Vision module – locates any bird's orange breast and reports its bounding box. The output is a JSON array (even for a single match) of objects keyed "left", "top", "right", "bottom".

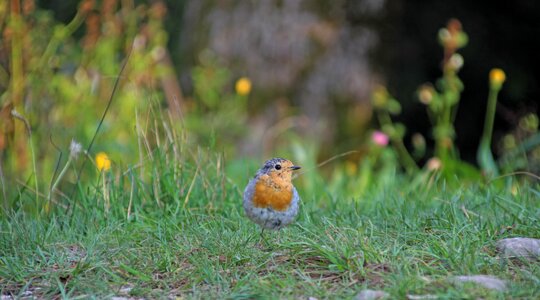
[{"left": 252, "top": 174, "right": 293, "bottom": 211}]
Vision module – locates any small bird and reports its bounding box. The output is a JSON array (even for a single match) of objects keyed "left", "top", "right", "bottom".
[{"left": 243, "top": 158, "right": 301, "bottom": 232}]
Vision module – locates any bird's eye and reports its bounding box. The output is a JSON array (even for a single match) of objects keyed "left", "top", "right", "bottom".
[{"left": 275, "top": 164, "right": 281, "bottom": 170}]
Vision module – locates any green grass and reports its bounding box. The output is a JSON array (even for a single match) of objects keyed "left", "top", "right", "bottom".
[{"left": 1, "top": 160, "right": 538, "bottom": 299}]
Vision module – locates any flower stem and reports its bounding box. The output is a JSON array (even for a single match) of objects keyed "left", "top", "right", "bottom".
[
  {"left": 377, "top": 111, "right": 418, "bottom": 174},
  {"left": 48, "top": 156, "right": 72, "bottom": 202},
  {"left": 481, "top": 88, "right": 500, "bottom": 147},
  {"left": 477, "top": 86, "right": 500, "bottom": 176}
]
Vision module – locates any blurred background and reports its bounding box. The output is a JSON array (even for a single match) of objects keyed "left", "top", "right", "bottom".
[{"left": 1, "top": 0, "right": 539, "bottom": 200}]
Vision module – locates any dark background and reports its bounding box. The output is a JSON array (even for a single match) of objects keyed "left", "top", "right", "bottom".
[
  {"left": 38, "top": 0, "right": 540, "bottom": 163},
  {"left": 371, "top": 0, "right": 539, "bottom": 163}
]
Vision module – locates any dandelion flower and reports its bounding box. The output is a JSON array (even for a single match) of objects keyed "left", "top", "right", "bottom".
[
  {"left": 96, "top": 152, "right": 111, "bottom": 171},
  {"left": 489, "top": 68, "right": 506, "bottom": 89},
  {"left": 235, "top": 77, "right": 252, "bottom": 96},
  {"left": 69, "top": 139, "right": 82, "bottom": 159}
]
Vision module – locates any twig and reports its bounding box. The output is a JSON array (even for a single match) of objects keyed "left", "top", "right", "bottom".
[
  {"left": 460, "top": 205, "right": 479, "bottom": 219},
  {"left": 183, "top": 165, "right": 200, "bottom": 208},
  {"left": 16, "top": 179, "right": 68, "bottom": 210},
  {"left": 488, "top": 171, "right": 540, "bottom": 183},
  {"left": 0, "top": 161, "right": 7, "bottom": 210},
  {"left": 11, "top": 109, "right": 39, "bottom": 204},
  {"left": 293, "top": 150, "right": 359, "bottom": 179},
  {"left": 48, "top": 135, "right": 64, "bottom": 198},
  {"left": 127, "top": 170, "right": 135, "bottom": 220}
]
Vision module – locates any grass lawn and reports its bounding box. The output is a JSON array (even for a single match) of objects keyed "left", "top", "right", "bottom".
[{"left": 1, "top": 166, "right": 538, "bottom": 299}]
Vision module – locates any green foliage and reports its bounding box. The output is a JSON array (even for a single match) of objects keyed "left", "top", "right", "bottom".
[
  {"left": 371, "top": 85, "right": 418, "bottom": 175},
  {"left": 371, "top": 19, "right": 539, "bottom": 180},
  {"left": 498, "top": 113, "right": 540, "bottom": 174},
  {"left": 1, "top": 161, "right": 538, "bottom": 298},
  {"left": 372, "top": 20, "right": 470, "bottom": 174},
  {"left": 186, "top": 52, "right": 249, "bottom": 154},
  {"left": 0, "top": 1, "right": 177, "bottom": 207}
]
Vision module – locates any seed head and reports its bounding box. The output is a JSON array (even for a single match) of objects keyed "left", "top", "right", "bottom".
[{"left": 69, "top": 139, "right": 83, "bottom": 159}]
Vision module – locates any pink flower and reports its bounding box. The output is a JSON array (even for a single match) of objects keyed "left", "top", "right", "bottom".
[{"left": 372, "top": 131, "right": 389, "bottom": 146}]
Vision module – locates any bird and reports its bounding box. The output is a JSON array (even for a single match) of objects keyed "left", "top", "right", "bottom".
[{"left": 243, "top": 158, "right": 302, "bottom": 232}]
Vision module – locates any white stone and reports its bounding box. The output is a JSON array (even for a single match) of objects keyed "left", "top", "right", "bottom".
[
  {"left": 496, "top": 237, "right": 540, "bottom": 259},
  {"left": 355, "top": 289, "right": 389, "bottom": 300},
  {"left": 407, "top": 295, "right": 438, "bottom": 299},
  {"left": 453, "top": 275, "right": 507, "bottom": 291}
]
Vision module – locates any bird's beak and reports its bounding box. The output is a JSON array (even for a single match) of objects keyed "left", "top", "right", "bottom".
[{"left": 290, "top": 165, "right": 301, "bottom": 170}]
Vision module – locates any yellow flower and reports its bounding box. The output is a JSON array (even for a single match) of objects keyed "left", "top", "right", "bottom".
[
  {"left": 235, "top": 77, "right": 252, "bottom": 96},
  {"left": 489, "top": 68, "right": 506, "bottom": 89},
  {"left": 96, "top": 152, "right": 111, "bottom": 171}
]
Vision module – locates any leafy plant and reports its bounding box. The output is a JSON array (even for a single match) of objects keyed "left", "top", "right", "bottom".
[
  {"left": 371, "top": 19, "right": 521, "bottom": 180},
  {"left": 0, "top": 1, "right": 178, "bottom": 211}
]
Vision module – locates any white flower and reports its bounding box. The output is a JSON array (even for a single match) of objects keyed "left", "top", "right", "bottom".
[{"left": 69, "top": 139, "right": 83, "bottom": 159}]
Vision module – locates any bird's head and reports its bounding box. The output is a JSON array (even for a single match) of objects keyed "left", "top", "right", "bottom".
[{"left": 258, "top": 157, "right": 301, "bottom": 182}]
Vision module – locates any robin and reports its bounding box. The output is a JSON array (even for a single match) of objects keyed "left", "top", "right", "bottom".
[{"left": 243, "top": 158, "right": 302, "bottom": 231}]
